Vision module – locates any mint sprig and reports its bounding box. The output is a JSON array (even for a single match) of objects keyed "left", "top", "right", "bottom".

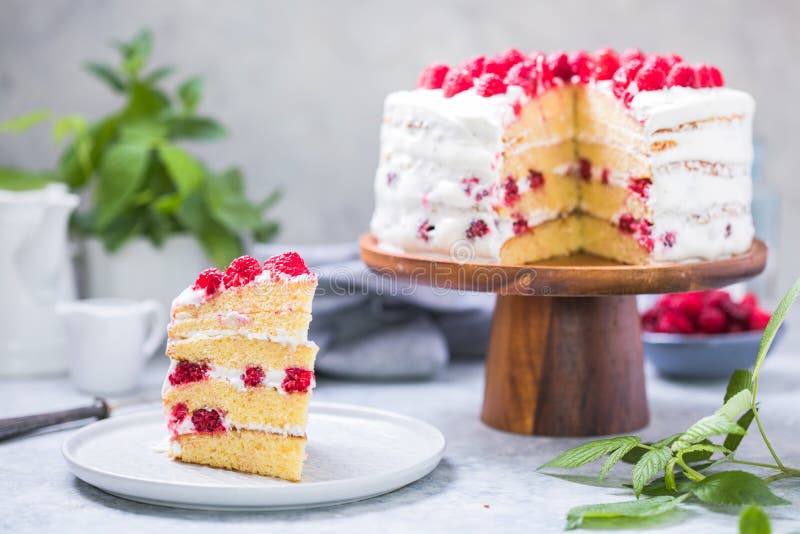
[{"left": 541, "top": 277, "right": 800, "bottom": 531}]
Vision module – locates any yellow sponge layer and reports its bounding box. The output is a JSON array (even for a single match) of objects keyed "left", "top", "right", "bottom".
[
  {"left": 500, "top": 216, "right": 582, "bottom": 264},
  {"left": 581, "top": 215, "right": 650, "bottom": 264},
  {"left": 171, "top": 431, "right": 306, "bottom": 482},
  {"left": 580, "top": 180, "right": 650, "bottom": 221},
  {"left": 167, "top": 310, "right": 311, "bottom": 340},
  {"left": 171, "top": 277, "right": 316, "bottom": 317},
  {"left": 496, "top": 173, "right": 578, "bottom": 219},
  {"left": 163, "top": 380, "right": 311, "bottom": 430},
  {"left": 167, "top": 337, "right": 317, "bottom": 370}
]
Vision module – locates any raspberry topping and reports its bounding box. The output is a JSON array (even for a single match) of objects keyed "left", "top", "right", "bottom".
[
  {"left": 191, "top": 408, "right": 226, "bottom": 433},
  {"left": 169, "top": 360, "right": 209, "bottom": 386},
  {"left": 417, "top": 219, "right": 435, "bottom": 242},
  {"left": 474, "top": 73, "right": 508, "bottom": 97},
  {"left": 511, "top": 213, "right": 529, "bottom": 236},
  {"left": 263, "top": 251, "right": 310, "bottom": 278},
  {"left": 461, "top": 56, "right": 486, "bottom": 78},
  {"left": 628, "top": 178, "right": 651, "bottom": 198},
  {"left": 547, "top": 50, "right": 572, "bottom": 81},
  {"left": 241, "top": 365, "right": 265, "bottom": 388},
  {"left": 484, "top": 48, "right": 525, "bottom": 78},
  {"left": 694, "top": 64, "right": 713, "bottom": 88},
  {"left": 612, "top": 59, "right": 642, "bottom": 97},
  {"left": 534, "top": 52, "right": 554, "bottom": 87},
  {"left": 465, "top": 219, "right": 490, "bottom": 240},
  {"left": 619, "top": 48, "right": 645, "bottom": 65},
  {"left": 618, "top": 214, "right": 637, "bottom": 234},
  {"left": 708, "top": 66, "right": 724, "bottom": 87},
  {"left": 593, "top": 47, "right": 620, "bottom": 80},
  {"left": 569, "top": 50, "right": 594, "bottom": 82},
  {"left": 223, "top": 255, "right": 263, "bottom": 287},
  {"left": 442, "top": 69, "right": 474, "bottom": 98},
  {"left": 578, "top": 158, "right": 592, "bottom": 181},
  {"left": 634, "top": 64, "right": 666, "bottom": 91},
  {"left": 644, "top": 54, "right": 671, "bottom": 75},
  {"left": 528, "top": 169, "right": 545, "bottom": 190},
  {"left": 665, "top": 53, "right": 683, "bottom": 68},
  {"left": 505, "top": 61, "right": 537, "bottom": 95},
  {"left": 666, "top": 63, "right": 696, "bottom": 88},
  {"left": 193, "top": 268, "right": 224, "bottom": 297},
  {"left": 502, "top": 176, "right": 520, "bottom": 206},
  {"left": 282, "top": 368, "right": 314, "bottom": 393},
  {"left": 416, "top": 63, "right": 450, "bottom": 89},
  {"left": 661, "top": 231, "right": 677, "bottom": 248}
]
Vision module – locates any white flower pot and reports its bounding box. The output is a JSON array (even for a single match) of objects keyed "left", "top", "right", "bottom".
[{"left": 80, "top": 236, "right": 211, "bottom": 314}]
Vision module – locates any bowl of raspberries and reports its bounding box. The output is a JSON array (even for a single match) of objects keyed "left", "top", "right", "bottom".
[{"left": 641, "top": 289, "right": 782, "bottom": 378}]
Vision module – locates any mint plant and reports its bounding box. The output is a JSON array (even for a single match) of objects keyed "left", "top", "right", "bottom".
[
  {"left": 0, "top": 29, "right": 279, "bottom": 268},
  {"left": 541, "top": 278, "right": 800, "bottom": 532}
]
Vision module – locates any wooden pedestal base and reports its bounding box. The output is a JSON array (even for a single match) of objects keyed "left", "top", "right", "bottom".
[{"left": 481, "top": 295, "right": 649, "bottom": 436}]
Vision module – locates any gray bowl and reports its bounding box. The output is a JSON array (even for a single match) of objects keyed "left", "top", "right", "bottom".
[{"left": 642, "top": 327, "right": 785, "bottom": 379}]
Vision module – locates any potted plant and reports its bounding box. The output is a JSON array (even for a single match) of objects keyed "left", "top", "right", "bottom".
[{"left": 0, "top": 29, "right": 279, "bottom": 307}]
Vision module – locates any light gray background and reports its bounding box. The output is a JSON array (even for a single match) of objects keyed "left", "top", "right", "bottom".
[{"left": 0, "top": 0, "right": 797, "bottom": 290}]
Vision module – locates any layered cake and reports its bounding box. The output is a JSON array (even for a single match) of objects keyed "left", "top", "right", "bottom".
[
  {"left": 370, "top": 48, "right": 755, "bottom": 264},
  {"left": 163, "top": 252, "right": 318, "bottom": 481}
]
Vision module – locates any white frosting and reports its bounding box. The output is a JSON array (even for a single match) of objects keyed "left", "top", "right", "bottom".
[
  {"left": 171, "top": 329, "right": 313, "bottom": 350},
  {"left": 371, "top": 82, "right": 756, "bottom": 264},
  {"left": 169, "top": 412, "right": 305, "bottom": 438}
]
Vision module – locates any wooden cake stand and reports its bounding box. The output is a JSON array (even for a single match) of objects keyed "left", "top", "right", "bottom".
[{"left": 359, "top": 234, "right": 767, "bottom": 436}]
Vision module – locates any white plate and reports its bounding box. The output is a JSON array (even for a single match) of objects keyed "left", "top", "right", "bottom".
[{"left": 63, "top": 402, "right": 445, "bottom": 510}]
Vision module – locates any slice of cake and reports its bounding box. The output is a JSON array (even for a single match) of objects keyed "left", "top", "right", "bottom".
[
  {"left": 162, "top": 252, "right": 318, "bottom": 481},
  {"left": 370, "top": 48, "right": 755, "bottom": 265}
]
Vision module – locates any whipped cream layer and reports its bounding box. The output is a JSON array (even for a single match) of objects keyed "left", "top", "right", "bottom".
[
  {"left": 162, "top": 359, "right": 315, "bottom": 397},
  {"left": 169, "top": 412, "right": 305, "bottom": 438}
]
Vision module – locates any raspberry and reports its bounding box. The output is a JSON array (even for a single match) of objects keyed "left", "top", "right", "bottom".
[
  {"left": 223, "top": 255, "right": 263, "bottom": 287},
  {"left": 535, "top": 53, "right": 554, "bottom": 87},
  {"left": 460, "top": 56, "right": 486, "bottom": 78},
  {"left": 694, "top": 64, "right": 713, "bottom": 88},
  {"left": 417, "top": 219, "right": 435, "bottom": 242},
  {"left": 386, "top": 172, "right": 397, "bottom": 185},
  {"left": 442, "top": 69, "right": 474, "bottom": 98},
  {"left": 666, "top": 63, "right": 696, "bottom": 88},
  {"left": 484, "top": 48, "right": 525, "bottom": 78},
  {"left": 502, "top": 176, "right": 520, "bottom": 205},
  {"left": 547, "top": 50, "right": 572, "bottom": 81},
  {"left": 416, "top": 63, "right": 450, "bottom": 89},
  {"left": 528, "top": 169, "right": 545, "bottom": 190},
  {"left": 505, "top": 61, "right": 537, "bottom": 95},
  {"left": 698, "top": 307, "right": 728, "bottom": 334},
  {"left": 618, "top": 214, "right": 637, "bottom": 234},
  {"left": 705, "top": 290, "right": 732, "bottom": 309},
  {"left": 169, "top": 360, "right": 209, "bottom": 386},
  {"left": 593, "top": 47, "right": 620, "bottom": 80},
  {"left": 665, "top": 53, "right": 683, "bottom": 68},
  {"left": 601, "top": 168, "right": 610, "bottom": 185},
  {"left": 612, "top": 60, "right": 642, "bottom": 97},
  {"left": 638, "top": 235, "right": 655, "bottom": 253},
  {"left": 635, "top": 65, "right": 666, "bottom": 91},
  {"left": 193, "top": 268, "right": 224, "bottom": 297},
  {"left": 619, "top": 48, "right": 645, "bottom": 65},
  {"left": 748, "top": 308, "right": 771, "bottom": 330},
  {"left": 628, "top": 178, "right": 651, "bottom": 198},
  {"left": 474, "top": 73, "right": 507, "bottom": 97},
  {"left": 461, "top": 176, "right": 480, "bottom": 196},
  {"left": 569, "top": 50, "right": 594, "bottom": 82},
  {"left": 578, "top": 158, "right": 592, "bottom": 181},
  {"left": 465, "top": 219, "right": 490, "bottom": 240},
  {"left": 657, "top": 308, "right": 695, "bottom": 334},
  {"left": 263, "top": 251, "right": 310, "bottom": 277},
  {"left": 282, "top": 368, "right": 314, "bottom": 393},
  {"left": 725, "top": 223, "right": 732, "bottom": 238},
  {"left": 511, "top": 213, "right": 529, "bottom": 236},
  {"left": 641, "top": 308, "right": 660, "bottom": 331},
  {"left": 644, "top": 54, "right": 671, "bottom": 75},
  {"left": 171, "top": 403, "right": 188, "bottom": 423},
  {"left": 708, "top": 66, "right": 724, "bottom": 87},
  {"left": 241, "top": 365, "right": 265, "bottom": 388},
  {"left": 661, "top": 231, "right": 677, "bottom": 248},
  {"left": 668, "top": 292, "right": 704, "bottom": 320},
  {"left": 191, "top": 408, "right": 226, "bottom": 433}
]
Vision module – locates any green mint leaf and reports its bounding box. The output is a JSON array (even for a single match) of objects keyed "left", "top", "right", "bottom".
[
  {"left": 0, "top": 167, "right": 54, "bottom": 191},
  {"left": 122, "top": 81, "right": 170, "bottom": 121},
  {"left": 726, "top": 369, "right": 754, "bottom": 402},
  {"left": 693, "top": 471, "right": 789, "bottom": 506},
  {"left": 259, "top": 188, "right": 282, "bottom": 211},
  {"left": 178, "top": 77, "right": 203, "bottom": 114},
  {"left": 85, "top": 63, "right": 126, "bottom": 92},
  {"left": 158, "top": 144, "right": 203, "bottom": 195},
  {"left": 94, "top": 143, "right": 151, "bottom": 229},
  {"left": 96, "top": 208, "right": 145, "bottom": 252},
  {"left": 671, "top": 414, "right": 745, "bottom": 452},
  {"left": 622, "top": 434, "right": 681, "bottom": 464},
  {"left": 725, "top": 410, "right": 756, "bottom": 453},
  {"left": 664, "top": 458, "right": 678, "bottom": 492},
  {"left": 119, "top": 121, "right": 167, "bottom": 145},
  {"left": 599, "top": 437, "right": 641, "bottom": 479},
  {"left": 754, "top": 278, "right": 800, "bottom": 381},
  {"left": 540, "top": 437, "right": 642, "bottom": 470},
  {"left": 739, "top": 504, "right": 771, "bottom": 534},
  {"left": 52, "top": 115, "right": 88, "bottom": 144},
  {"left": 115, "top": 29, "right": 152, "bottom": 75},
  {"left": 717, "top": 389, "right": 754, "bottom": 421},
  {"left": 0, "top": 110, "right": 50, "bottom": 133},
  {"left": 632, "top": 447, "right": 673, "bottom": 497},
  {"left": 253, "top": 220, "right": 279, "bottom": 243},
  {"left": 165, "top": 116, "right": 226, "bottom": 140},
  {"left": 143, "top": 66, "right": 175, "bottom": 84},
  {"left": 565, "top": 496, "right": 682, "bottom": 530}
]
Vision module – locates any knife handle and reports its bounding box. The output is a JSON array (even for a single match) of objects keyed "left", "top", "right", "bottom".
[{"left": 0, "top": 398, "right": 110, "bottom": 441}]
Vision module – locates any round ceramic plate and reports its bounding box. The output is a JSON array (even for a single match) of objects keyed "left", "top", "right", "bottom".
[{"left": 63, "top": 402, "right": 445, "bottom": 511}]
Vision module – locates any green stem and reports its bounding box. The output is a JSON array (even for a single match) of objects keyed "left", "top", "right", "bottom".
[
  {"left": 729, "top": 458, "right": 782, "bottom": 471},
  {"left": 751, "top": 406, "right": 785, "bottom": 470}
]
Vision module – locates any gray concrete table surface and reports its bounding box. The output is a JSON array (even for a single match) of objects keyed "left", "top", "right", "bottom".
[{"left": 2, "top": 334, "right": 800, "bottom": 534}]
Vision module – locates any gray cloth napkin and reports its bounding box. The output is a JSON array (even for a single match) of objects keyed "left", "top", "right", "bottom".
[{"left": 252, "top": 243, "right": 494, "bottom": 379}]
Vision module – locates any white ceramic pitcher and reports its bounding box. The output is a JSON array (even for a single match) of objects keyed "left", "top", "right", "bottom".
[{"left": 0, "top": 184, "right": 79, "bottom": 376}]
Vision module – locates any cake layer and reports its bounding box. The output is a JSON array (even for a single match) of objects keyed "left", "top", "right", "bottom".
[
  {"left": 500, "top": 216, "right": 582, "bottom": 264},
  {"left": 167, "top": 336, "right": 317, "bottom": 370},
  {"left": 495, "top": 172, "right": 578, "bottom": 219},
  {"left": 581, "top": 215, "right": 651, "bottom": 264},
  {"left": 164, "top": 381, "right": 311, "bottom": 431},
  {"left": 170, "top": 431, "right": 306, "bottom": 481},
  {"left": 167, "top": 310, "right": 311, "bottom": 340},
  {"left": 506, "top": 85, "right": 575, "bottom": 144},
  {"left": 580, "top": 178, "right": 649, "bottom": 221}
]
